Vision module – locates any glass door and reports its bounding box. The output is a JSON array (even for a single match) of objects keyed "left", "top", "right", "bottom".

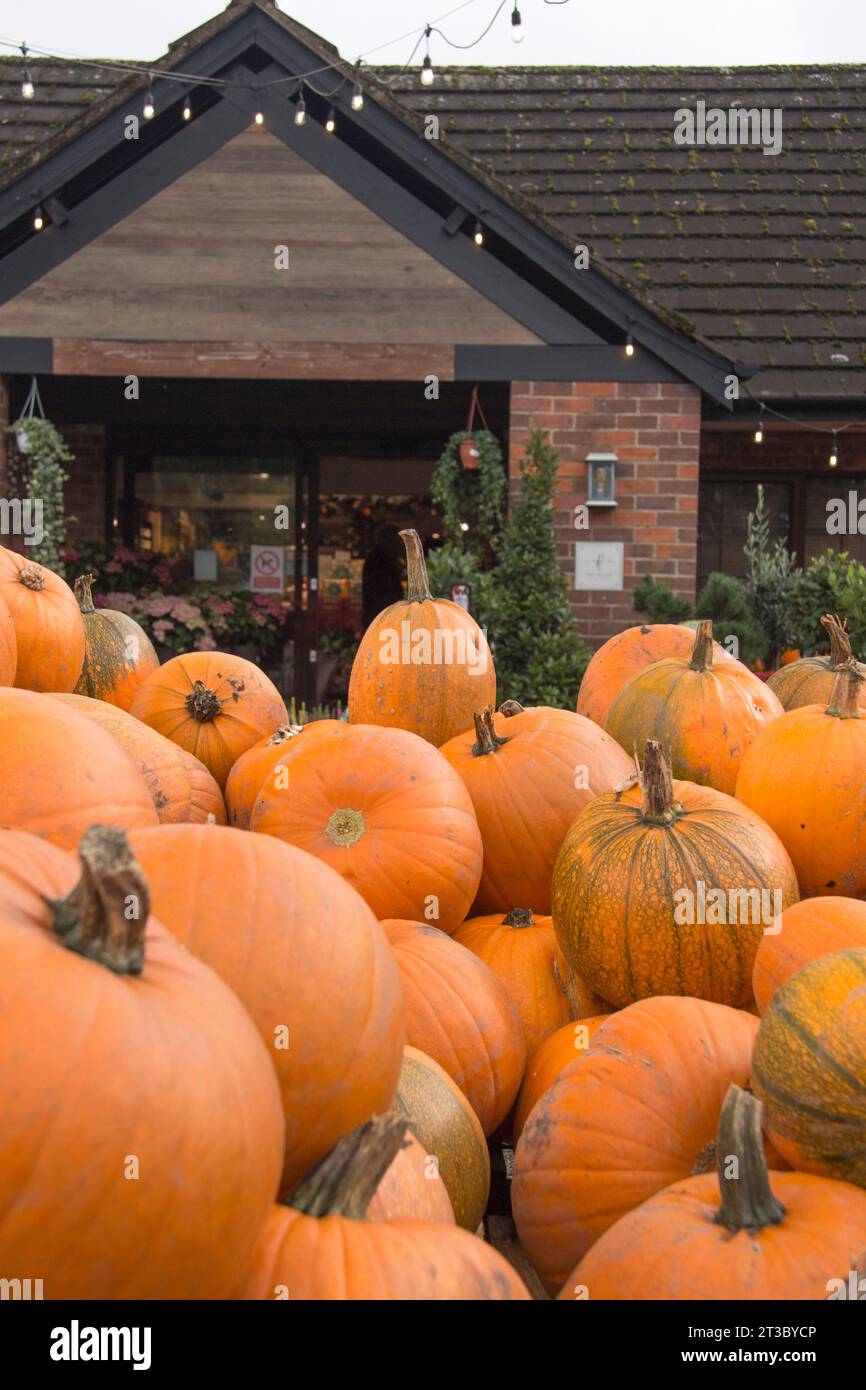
[{"left": 293, "top": 455, "right": 320, "bottom": 711}]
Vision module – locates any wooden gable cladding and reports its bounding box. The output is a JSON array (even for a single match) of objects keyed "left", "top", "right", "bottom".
[{"left": 0, "top": 128, "right": 541, "bottom": 351}]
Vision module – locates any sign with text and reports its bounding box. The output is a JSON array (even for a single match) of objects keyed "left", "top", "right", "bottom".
[{"left": 574, "top": 541, "right": 624, "bottom": 591}]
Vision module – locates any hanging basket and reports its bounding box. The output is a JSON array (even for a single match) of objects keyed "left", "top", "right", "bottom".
[
  {"left": 459, "top": 438, "right": 481, "bottom": 469},
  {"left": 460, "top": 385, "right": 490, "bottom": 470}
]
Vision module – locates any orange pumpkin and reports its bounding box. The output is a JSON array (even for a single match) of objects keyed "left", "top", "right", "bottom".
[
  {"left": 0, "top": 595, "right": 16, "bottom": 686},
  {"left": 72, "top": 573, "right": 160, "bottom": 711},
  {"left": 552, "top": 946, "right": 612, "bottom": 1020},
  {"left": 512, "top": 995, "right": 760, "bottom": 1293},
  {"left": 237, "top": 1116, "right": 528, "bottom": 1301},
  {"left": 440, "top": 702, "right": 633, "bottom": 914},
  {"left": 225, "top": 722, "right": 304, "bottom": 828},
  {"left": 0, "top": 545, "right": 84, "bottom": 692},
  {"left": 251, "top": 721, "right": 483, "bottom": 932},
  {"left": 381, "top": 918, "right": 525, "bottom": 1134},
  {"left": 563, "top": 1085, "right": 866, "bottom": 1301},
  {"left": 348, "top": 528, "right": 495, "bottom": 747},
  {"left": 604, "top": 620, "right": 783, "bottom": 795},
  {"left": 753, "top": 896, "right": 866, "bottom": 1014},
  {"left": 130, "top": 823, "right": 405, "bottom": 1193},
  {"left": 514, "top": 1016, "right": 609, "bottom": 1140},
  {"left": 49, "top": 692, "right": 225, "bottom": 825},
  {"left": 735, "top": 663, "right": 866, "bottom": 898},
  {"left": 394, "top": 1046, "right": 490, "bottom": 1231},
  {"left": 576, "top": 622, "right": 730, "bottom": 727},
  {"left": 768, "top": 615, "right": 866, "bottom": 712},
  {"left": 0, "top": 825, "right": 284, "bottom": 1298},
  {"left": 130, "top": 650, "right": 288, "bottom": 790},
  {"left": 0, "top": 687, "right": 158, "bottom": 849},
  {"left": 552, "top": 740, "right": 799, "bottom": 1009},
  {"left": 453, "top": 908, "right": 572, "bottom": 1057},
  {"left": 367, "top": 1131, "right": 455, "bottom": 1224}
]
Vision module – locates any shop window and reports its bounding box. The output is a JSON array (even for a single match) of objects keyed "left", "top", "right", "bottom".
[
  {"left": 698, "top": 480, "right": 791, "bottom": 591},
  {"left": 804, "top": 475, "right": 866, "bottom": 566}
]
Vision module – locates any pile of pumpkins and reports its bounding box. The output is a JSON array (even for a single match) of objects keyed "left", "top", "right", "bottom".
[{"left": 1, "top": 530, "right": 865, "bottom": 1302}]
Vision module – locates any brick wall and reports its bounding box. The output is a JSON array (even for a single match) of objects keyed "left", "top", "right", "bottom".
[
  {"left": 509, "top": 379, "right": 702, "bottom": 648},
  {"left": 60, "top": 423, "right": 107, "bottom": 541}
]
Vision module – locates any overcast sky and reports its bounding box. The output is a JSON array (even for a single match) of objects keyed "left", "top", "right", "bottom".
[{"left": 1, "top": 0, "right": 863, "bottom": 67}]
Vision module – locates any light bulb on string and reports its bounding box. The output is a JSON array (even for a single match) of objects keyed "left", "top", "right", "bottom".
[
  {"left": 754, "top": 404, "right": 765, "bottom": 444},
  {"left": 294, "top": 89, "right": 307, "bottom": 126},
  {"left": 351, "top": 84, "right": 364, "bottom": 111},
  {"left": 421, "top": 28, "right": 435, "bottom": 87},
  {"left": 182, "top": 100, "right": 192, "bottom": 121},
  {"left": 625, "top": 333, "right": 635, "bottom": 358},
  {"left": 21, "top": 44, "right": 34, "bottom": 99},
  {"left": 254, "top": 111, "right": 264, "bottom": 125},
  {"left": 33, "top": 206, "right": 44, "bottom": 232},
  {"left": 511, "top": 6, "right": 525, "bottom": 42},
  {"left": 325, "top": 109, "right": 336, "bottom": 134},
  {"left": 143, "top": 84, "right": 155, "bottom": 120},
  {"left": 829, "top": 432, "right": 839, "bottom": 468}
]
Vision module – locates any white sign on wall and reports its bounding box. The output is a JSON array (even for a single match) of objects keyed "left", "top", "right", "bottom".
[
  {"left": 574, "top": 541, "right": 624, "bottom": 591},
  {"left": 250, "top": 544, "right": 285, "bottom": 592}
]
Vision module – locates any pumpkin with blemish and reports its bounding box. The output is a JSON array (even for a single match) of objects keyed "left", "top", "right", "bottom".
[
  {"left": 752, "top": 896, "right": 866, "bottom": 1013},
  {"left": 225, "top": 722, "right": 305, "bottom": 828},
  {"left": 367, "top": 1131, "right": 455, "bottom": 1224},
  {"left": 767, "top": 614, "right": 866, "bottom": 712},
  {"left": 604, "top": 620, "right": 782, "bottom": 795},
  {"left": 0, "top": 595, "right": 16, "bottom": 686},
  {"left": 514, "top": 1016, "right": 609, "bottom": 1139},
  {"left": 72, "top": 572, "right": 160, "bottom": 711},
  {"left": 552, "top": 740, "right": 799, "bottom": 1009},
  {"left": 0, "top": 545, "right": 84, "bottom": 692},
  {"left": 752, "top": 946, "right": 866, "bottom": 1189},
  {"left": 576, "top": 621, "right": 730, "bottom": 727}
]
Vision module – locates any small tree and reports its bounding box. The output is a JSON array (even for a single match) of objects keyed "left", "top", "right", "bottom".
[
  {"left": 743, "top": 486, "right": 804, "bottom": 663},
  {"left": 488, "top": 428, "right": 589, "bottom": 705}
]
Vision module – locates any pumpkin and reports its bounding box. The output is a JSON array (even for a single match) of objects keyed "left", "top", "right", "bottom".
[
  {"left": 0, "top": 687, "right": 159, "bottom": 849},
  {"left": 251, "top": 721, "right": 483, "bottom": 933},
  {"left": 367, "top": 1131, "right": 455, "bottom": 1224},
  {"left": 393, "top": 1046, "right": 490, "bottom": 1230},
  {"left": 440, "top": 701, "right": 633, "bottom": 914},
  {"left": 576, "top": 622, "right": 730, "bottom": 727},
  {"left": 752, "top": 946, "right": 866, "bottom": 1189},
  {"left": 72, "top": 572, "right": 160, "bottom": 711},
  {"left": 753, "top": 896, "right": 866, "bottom": 1014},
  {"left": 514, "top": 1016, "right": 609, "bottom": 1140},
  {"left": 511, "top": 994, "right": 760, "bottom": 1293},
  {"left": 767, "top": 614, "right": 866, "bottom": 712},
  {"left": 552, "top": 740, "right": 799, "bottom": 1009},
  {"left": 604, "top": 620, "right": 783, "bottom": 795},
  {"left": 0, "top": 825, "right": 284, "bottom": 1298},
  {"left": 348, "top": 528, "right": 495, "bottom": 747},
  {"left": 381, "top": 918, "right": 525, "bottom": 1134},
  {"left": 0, "top": 545, "right": 85, "bottom": 692},
  {"left": 0, "top": 595, "right": 16, "bottom": 686},
  {"left": 237, "top": 1116, "right": 528, "bottom": 1301},
  {"left": 562, "top": 1085, "right": 866, "bottom": 1301},
  {"left": 735, "top": 663, "right": 866, "bottom": 898},
  {"left": 552, "top": 946, "right": 612, "bottom": 1021},
  {"left": 453, "top": 908, "right": 573, "bottom": 1057},
  {"left": 225, "top": 722, "right": 304, "bottom": 829},
  {"left": 129, "top": 823, "right": 405, "bottom": 1193},
  {"left": 49, "top": 692, "right": 225, "bottom": 825},
  {"left": 130, "top": 650, "right": 288, "bottom": 790}
]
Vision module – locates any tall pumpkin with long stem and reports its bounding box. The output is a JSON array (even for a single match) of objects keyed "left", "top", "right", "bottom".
[
  {"left": 348, "top": 529, "right": 495, "bottom": 747},
  {"left": 73, "top": 572, "right": 160, "bottom": 711}
]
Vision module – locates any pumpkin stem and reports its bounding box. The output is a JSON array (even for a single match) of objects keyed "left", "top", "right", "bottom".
[
  {"left": 502, "top": 908, "right": 534, "bottom": 928},
  {"left": 821, "top": 614, "right": 854, "bottom": 668},
  {"left": 266, "top": 724, "right": 304, "bottom": 746},
  {"left": 287, "top": 1113, "right": 410, "bottom": 1220},
  {"left": 689, "top": 619, "right": 714, "bottom": 672},
  {"left": 185, "top": 680, "right": 222, "bottom": 723},
  {"left": 471, "top": 706, "right": 508, "bottom": 757},
  {"left": 326, "top": 807, "right": 366, "bottom": 847},
  {"left": 826, "top": 661, "right": 864, "bottom": 719},
  {"left": 399, "top": 529, "right": 432, "bottom": 603},
  {"left": 715, "top": 1084, "right": 786, "bottom": 1233},
  {"left": 73, "top": 573, "right": 96, "bottom": 614},
  {"left": 499, "top": 700, "right": 525, "bottom": 718},
  {"left": 639, "top": 740, "right": 683, "bottom": 825},
  {"left": 48, "top": 825, "right": 149, "bottom": 976},
  {"left": 18, "top": 563, "right": 45, "bottom": 592}
]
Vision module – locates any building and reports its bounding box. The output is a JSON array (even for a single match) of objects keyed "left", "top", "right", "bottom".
[{"left": 1, "top": 0, "right": 864, "bottom": 699}]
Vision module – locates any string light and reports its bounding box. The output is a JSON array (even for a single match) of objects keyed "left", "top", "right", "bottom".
[
  {"left": 143, "top": 82, "right": 155, "bottom": 120},
  {"left": 754, "top": 403, "right": 765, "bottom": 444},
  {"left": 33, "top": 206, "right": 44, "bottom": 231},
  {"left": 420, "top": 27, "right": 435, "bottom": 87},
  {"left": 829, "top": 432, "right": 839, "bottom": 468},
  {"left": 624, "top": 333, "right": 635, "bottom": 358},
  {"left": 325, "top": 108, "right": 336, "bottom": 134},
  {"left": 182, "top": 99, "right": 192, "bottom": 120},
  {"left": 351, "top": 83, "right": 364, "bottom": 111},
  {"left": 294, "top": 89, "right": 306, "bottom": 125},
  {"left": 473, "top": 220, "right": 484, "bottom": 246},
  {"left": 254, "top": 110, "right": 264, "bottom": 125},
  {"left": 20, "top": 43, "right": 34, "bottom": 99},
  {"left": 511, "top": 6, "right": 525, "bottom": 42}
]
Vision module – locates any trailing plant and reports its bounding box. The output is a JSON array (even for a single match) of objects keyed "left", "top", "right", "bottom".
[
  {"left": 430, "top": 428, "right": 507, "bottom": 557},
  {"left": 5, "top": 417, "right": 74, "bottom": 572}
]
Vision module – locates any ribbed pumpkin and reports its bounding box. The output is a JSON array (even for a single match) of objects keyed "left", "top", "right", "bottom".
[
  {"left": 381, "top": 918, "right": 525, "bottom": 1134},
  {"left": 130, "top": 824, "right": 405, "bottom": 1193},
  {"left": 604, "top": 620, "right": 783, "bottom": 795},
  {"left": 552, "top": 946, "right": 612, "bottom": 1021},
  {"left": 251, "top": 722, "right": 482, "bottom": 933},
  {"left": 72, "top": 572, "right": 160, "bottom": 711},
  {"left": 514, "top": 1016, "right": 609, "bottom": 1140},
  {"left": 394, "top": 1046, "right": 490, "bottom": 1231},
  {"left": 367, "top": 1131, "right": 455, "bottom": 1224},
  {"left": 225, "top": 722, "right": 304, "bottom": 828},
  {"left": 49, "top": 692, "right": 225, "bottom": 825},
  {"left": 0, "top": 687, "right": 158, "bottom": 849},
  {"left": 767, "top": 614, "right": 866, "bottom": 712},
  {"left": 512, "top": 995, "right": 760, "bottom": 1293},
  {"left": 0, "top": 595, "right": 16, "bottom": 686},
  {"left": 753, "top": 896, "right": 866, "bottom": 1014},
  {"left": 130, "top": 650, "right": 288, "bottom": 790},
  {"left": 752, "top": 947, "right": 866, "bottom": 1189},
  {"left": 0, "top": 545, "right": 85, "bottom": 692},
  {"left": 453, "top": 908, "right": 572, "bottom": 1057},
  {"left": 440, "top": 701, "right": 633, "bottom": 914},
  {"left": 0, "top": 825, "right": 284, "bottom": 1299},
  {"left": 576, "top": 622, "right": 730, "bottom": 727},
  {"left": 563, "top": 1085, "right": 866, "bottom": 1301},
  {"left": 552, "top": 740, "right": 799, "bottom": 1009},
  {"left": 735, "top": 663, "right": 866, "bottom": 898},
  {"left": 237, "top": 1116, "right": 528, "bottom": 1301},
  {"left": 348, "top": 528, "right": 495, "bottom": 747}
]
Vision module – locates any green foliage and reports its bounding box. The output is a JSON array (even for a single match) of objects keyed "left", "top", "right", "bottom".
[
  {"left": 632, "top": 573, "right": 691, "bottom": 623},
  {"left": 743, "top": 486, "right": 805, "bottom": 664},
  {"left": 487, "top": 429, "right": 589, "bottom": 706},
  {"left": 424, "top": 541, "right": 496, "bottom": 633},
  {"left": 430, "top": 429, "right": 506, "bottom": 557},
  {"left": 695, "top": 571, "right": 769, "bottom": 665},
  {"left": 797, "top": 549, "right": 866, "bottom": 658},
  {"left": 5, "top": 417, "right": 74, "bottom": 573}
]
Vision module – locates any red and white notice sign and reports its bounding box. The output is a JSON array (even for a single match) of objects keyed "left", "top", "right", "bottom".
[{"left": 250, "top": 544, "right": 284, "bottom": 592}]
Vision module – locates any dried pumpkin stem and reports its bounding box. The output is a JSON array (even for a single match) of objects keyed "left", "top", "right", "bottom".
[
  {"left": 49, "top": 825, "right": 149, "bottom": 976},
  {"left": 73, "top": 572, "right": 96, "bottom": 614},
  {"left": 639, "top": 740, "right": 682, "bottom": 825},
  {"left": 826, "top": 662, "right": 864, "bottom": 719},
  {"left": 499, "top": 700, "right": 525, "bottom": 718},
  {"left": 689, "top": 619, "right": 715, "bottom": 672},
  {"left": 399, "top": 529, "right": 432, "bottom": 603},
  {"left": 267, "top": 724, "right": 304, "bottom": 746},
  {"left": 715, "top": 1084, "right": 786, "bottom": 1232},
  {"left": 185, "top": 679, "right": 222, "bottom": 723},
  {"left": 288, "top": 1114, "right": 410, "bottom": 1220},
  {"left": 821, "top": 614, "right": 854, "bottom": 668},
  {"left": 18, "top": 563, "right": 45, "bottom": 592},
  {"left": 471, "top": 706, "right": 508, "bottom": 757},
  {"left": 502, "top": 908, "right": 534, "bottom": 928}
]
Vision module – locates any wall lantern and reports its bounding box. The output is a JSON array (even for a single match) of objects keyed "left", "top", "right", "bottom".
[{"left": 586, "top": 453, "right": 617, "bottom": 507}]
